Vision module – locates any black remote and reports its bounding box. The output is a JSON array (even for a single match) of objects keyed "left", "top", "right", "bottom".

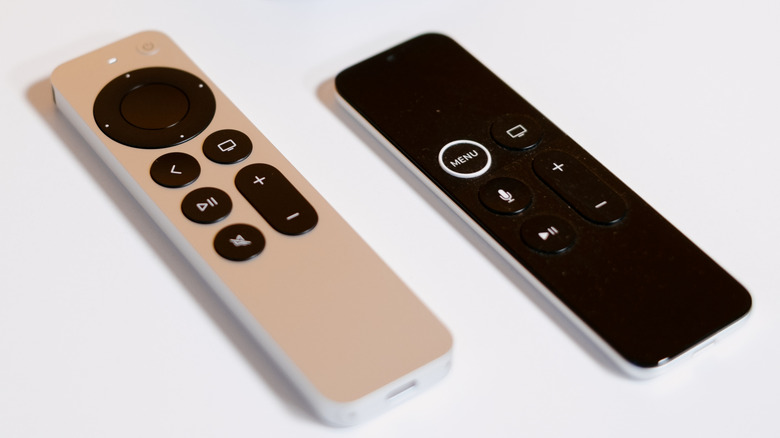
[{"left": 335, "top": 33, "right": 751, "bottom": 376}]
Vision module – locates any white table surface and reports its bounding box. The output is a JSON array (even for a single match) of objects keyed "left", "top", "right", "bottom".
[{"left": 2, "top": 1, "right": 778, "bottom": 436}]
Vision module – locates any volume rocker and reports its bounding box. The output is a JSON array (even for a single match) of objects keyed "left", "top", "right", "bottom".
[
  {"left": 533, "top": 150, "right": 626, "bottom": 225},
  {"left": 235, "top": 163, "right": 318, "bottom": 235}
]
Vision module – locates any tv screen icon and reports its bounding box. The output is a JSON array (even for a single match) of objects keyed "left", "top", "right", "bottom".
[{"left": 218, "top": 139, "right": 237, "bottom": 152}]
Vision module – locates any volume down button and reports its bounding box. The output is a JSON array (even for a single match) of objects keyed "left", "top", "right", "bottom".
[{"left": 235, "top": 163, "right": 318, "bottom": 235}]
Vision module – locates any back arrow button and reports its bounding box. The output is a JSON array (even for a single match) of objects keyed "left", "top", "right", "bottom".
[{"left": 150, "top": 152, "right": 201, "bottom": 188}]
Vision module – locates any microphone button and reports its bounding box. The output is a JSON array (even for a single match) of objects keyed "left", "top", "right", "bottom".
[{"left": 479, "top": 177, "right": 532, "bottom": 215}]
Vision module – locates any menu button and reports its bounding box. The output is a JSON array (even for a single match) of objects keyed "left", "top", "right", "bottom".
[{"left": 438, "top": 140, "right": 492, "bottom": 178}]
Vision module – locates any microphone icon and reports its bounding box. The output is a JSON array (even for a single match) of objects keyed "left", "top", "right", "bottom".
[{"left": 498, "top": 189, "right": 514, "bottom": 203}]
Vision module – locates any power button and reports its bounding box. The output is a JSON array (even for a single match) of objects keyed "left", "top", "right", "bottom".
[{"left": 137, "top": 41, "right": 159, "bottom": 56}]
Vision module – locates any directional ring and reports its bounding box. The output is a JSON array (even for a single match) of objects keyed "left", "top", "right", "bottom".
[{"left": 93, "top": 67, "right": 216, "bottom": 149}]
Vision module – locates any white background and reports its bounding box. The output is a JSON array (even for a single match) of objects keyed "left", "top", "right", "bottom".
[{"left": 2, "top": 1, "right": 778, "bottom": 436}]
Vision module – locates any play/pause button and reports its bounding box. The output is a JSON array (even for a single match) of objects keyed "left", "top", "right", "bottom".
[
  {"left": 520, "top": 215, "right": 575, "bottom": 254},
  {"left": 181, "top": 187, "right": 232, "bottom": 224}
]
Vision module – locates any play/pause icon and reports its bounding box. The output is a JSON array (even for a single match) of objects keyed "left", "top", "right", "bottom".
[
  {"left": 197, "top": 196, "right": 219, "bottom": 212},
  {"left": 538, "top": 226, "right": 559, "bottom": 241}
]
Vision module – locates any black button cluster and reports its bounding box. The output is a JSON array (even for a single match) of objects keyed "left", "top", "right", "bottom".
[
  {"left": 438, "top": 114, "right": 626, "bottom": 254},
  {"left": 163, "top": 144, "right": 318, "bottom": 259},
  {"left": 93, "top": 67, "right": 317, "bottom": 262}
]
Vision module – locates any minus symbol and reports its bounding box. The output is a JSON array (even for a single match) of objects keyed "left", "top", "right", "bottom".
[
  {"left": 286, "top": 212, "right": 300, "bottom": 220},
  {"left": 595, "top": 201, "right": 608, "bottom": 209}
]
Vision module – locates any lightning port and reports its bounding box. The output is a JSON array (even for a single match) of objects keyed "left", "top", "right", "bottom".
[{"left": 386, "top": 381, "right": 417, "bottom": 403}]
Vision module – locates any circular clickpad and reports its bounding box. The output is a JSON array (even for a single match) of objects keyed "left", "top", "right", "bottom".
[{"left": 93, "top": 67, "right": 216, "bottom": 149}]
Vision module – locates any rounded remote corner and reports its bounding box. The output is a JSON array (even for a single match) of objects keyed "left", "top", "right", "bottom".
[
  {"left": 616, "top": 303, "right": 753, "bottom": 380},
  {"left": 51, "top": 30, "right": 173, "bottom": 87},
  {"left": 126, "top": 30, "right": 176, "bottom": 55},
  {"left": 308, "top": 347, "right": 453, "bottom": 427},
  {"left": 615, "top": 352, "right": 701, "bottom": 380},
  {"left": 119, "top": 29, "right": 178, "bottom": 47},
  {"left": 410, "top": 31, "right": 454, "bottom": 43},
  {"left": 392, "top": 32, "right": 458, "bottom": 58},
  {"left": 128, "top": 30, "right": 180, "bottom": 51},
  {"left": 334, "top": 31, "right": 456, "bottom": 101},
  {"left": 612, "top": 354, "right": 674, "bottom": 380}
]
